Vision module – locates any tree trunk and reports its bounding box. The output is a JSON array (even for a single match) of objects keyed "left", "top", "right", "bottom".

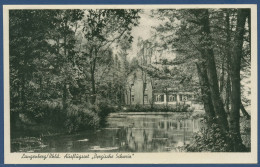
[
  {"left": 200, "top": 9, "right": 229, "bottom": 133},
  {"left": 219, "top": 56, "right": 225, "bottom": 93},
  {"left": 90, "top": 47, "right": 97, "bottom": 104},
  {"left": 129, "top": 87, "right": 132, "bottom": 105},
  {"left": 63, "top": 27, "right": 69, "bottom": 111},
  {"left": 62, "top": 83, "right": 68, "bottom": 112},
  {"left": 142, "top": 68, "right": 145, "bottom": 105},
  {"left": 225, "top": 74, "right": 231, "bottom": 115},
  {"left": 240, "top": 101, "right": 250, "bottom": 119},
  {"left": 248, "top": 11, "right": 251, "bottom": 50},
  {"left": 196, "top": 62, "right": 215, "bottom": 125},
  {"left": 225, "top": 11, "right": 232, "bottom": 116},
  {"left": 150, "top": 79, "right": 155, "bottom": 110},
  {"left": 21, "top": 76, "right": 26, "bottom": 112},
  {"left": 90, "top": 69, "right": 96, "bottom": 104},
  {"left": 230, "top": 9, "right": 249, "bottom": 151}
]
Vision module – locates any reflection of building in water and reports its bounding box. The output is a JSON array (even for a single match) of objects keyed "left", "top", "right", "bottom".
[
  {"left": 111, "top": 116, "right": 201, "bottom": 152},
  {"left": 158, "top": 119, "right": 200, "bottom": 132}
]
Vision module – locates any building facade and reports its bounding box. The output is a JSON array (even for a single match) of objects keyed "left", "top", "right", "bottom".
[
  {"left": 125, "top": 68, "right": 153, "bottom": 105},
  {"left": 153, "top": 91, "right": 194, "bottom": 106},
  {"left": 125, "top": 67, "right": 197, "bottom": 107},
  {"left": 127, "top": 38, "right": 202, "bottom": 108}
]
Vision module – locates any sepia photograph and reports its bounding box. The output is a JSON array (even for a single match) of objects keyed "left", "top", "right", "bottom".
[{"left": 2, "top": 4, "right": 258, "bottom": 164}]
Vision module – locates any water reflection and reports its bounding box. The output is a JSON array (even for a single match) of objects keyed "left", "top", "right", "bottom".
[{"left": 33, "top": 113, "right": 201, "bottom": 152}]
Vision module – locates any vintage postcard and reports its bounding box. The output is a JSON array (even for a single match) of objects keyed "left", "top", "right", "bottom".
[{"left": 3, "top": 4, "right": 258, "bottom": 164}]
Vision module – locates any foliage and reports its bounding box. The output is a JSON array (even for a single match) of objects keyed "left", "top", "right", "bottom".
[
  {"left": 124, "top": 104, "right": 193, "bottom": 113},
  {"left": 9, "top": 9, "right": 140, "bottom": 135},
  {"left": 81, "top": 9, "right": 140, "bottom": 104},
  {"left": 240, "top": 117, "right": 251, "bottom": 150},
  {"left": 187, "top": 118, "right": 251, "bottom": 152},
  {"left": 92, "top": 99, "right": 118, "bottom": 127},
  {"left": 9, "top": 9, "right": 251, "bottom": 152},
  {"left": 27, "top": 99, "right": 64, "bottom": 127},
  {"left": 65, "top": 104, "right": 100, "bottom": 133},
  {"left": 186, "top": 122, "right": 233, "bottom": 152},
  {"left": 151, "top": 8, "right": 251, "bottom": 151}
]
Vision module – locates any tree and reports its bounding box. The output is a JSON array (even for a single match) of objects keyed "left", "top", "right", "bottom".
[
  {"left": 9, "top": 9, "right": 86, "bottom": 128},
  {"left": 9, "top": 10, "right": 58, "bottom": 124},
  {"left": 82, "top": 9, "right": 140, "bottom": 104},
  {"left": 9, "top": 9, "right": 139, "bottom": 134},
  {"left": 197, "top": 9, "right": 229, "bottom": 132},
  {"left": 151, "top": 8, "right": 251, "bottom": 151},
  {"left": 229, "top": 9, "right": 250, "bottom": 151},
  {"left": 48, "top": 10, "right": 84, "bottom": 111}
]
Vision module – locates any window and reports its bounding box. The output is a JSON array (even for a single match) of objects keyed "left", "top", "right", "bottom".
[
  {"left": 131, "top": 95, "right": 134, "bottom": 102},
  {"left": 155, "top": 95, "right": 159, "bottom": 102},
  {"left": 144, "top": 95, "right": 148, "bottom": 103},
  {"left": 131, "top": 84, "right": 134, "bottom": 93},
  {"left": 155, "top": 94, "right": 164, "bottom": 102},
  {"left": 182, "top": 95, "right": 188, "bottom": 101},
  {"left": 131, "top": 90, "right": 134, "bottom": 95},
  {"left": 159, "top": 95, "right": 164, "bottom": 102},
  {"left": 144, "top": 83, "right": 148, "bottom": 90},
  {"left": 168, "top": 94, "right": 177, "bottom": 102},
  {"left": 188, "top": 95, "right": 193, "bottom": 100},
  {"left": 179, "top": 95, "right": 182, "bottom": 101}
]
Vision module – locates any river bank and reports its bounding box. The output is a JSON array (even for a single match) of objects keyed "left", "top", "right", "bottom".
[
  {"left": 11, "top": 109, "right": 250, "bottom": 153},
  {"left": 11, "top": 112, "right": 202, "bottom": 152}
]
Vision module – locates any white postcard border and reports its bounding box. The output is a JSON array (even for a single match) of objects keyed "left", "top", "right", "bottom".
[{"left": 3, "top": 4, "right": 258, "bottom": 164}]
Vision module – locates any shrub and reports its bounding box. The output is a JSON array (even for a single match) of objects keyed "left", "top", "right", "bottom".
[
  {"left": 23, "top": 99, "right": 65, "bottom": 127},
  {"left": 93, "top": 100, "right": 118, "bottom": 127},
  {"left": 124, "top": 104, "right": 193, "bottom": 113},
  {"left": 126, "top": 104, "right": 150, "bottom": 112},
  {"left": 175, "top": 104, "right": 192, "bottom": 112},
  {"left": 240, "top": 117, "right": 251, "bottom": 150},
  {"left": 11, "top": 99, "right": 111, "bottom": 134},
  {"left": 186, "top": 121, "right": 233, "bottom": 152},
  {"left": 65, "top": 104, "right": 100, "bottom": 133}
]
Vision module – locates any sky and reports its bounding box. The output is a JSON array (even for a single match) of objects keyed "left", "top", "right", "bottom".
[{"left": 127, "top": 10, "right": 162, "bottom": 60}]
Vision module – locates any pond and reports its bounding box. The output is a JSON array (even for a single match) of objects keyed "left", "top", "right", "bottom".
[{"left": 12, "top": 112, "right": 202, "bottom": 152}]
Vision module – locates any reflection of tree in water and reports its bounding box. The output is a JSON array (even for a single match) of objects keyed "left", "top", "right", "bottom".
[
  {"left": 38, "top": 116, "right": 201, "bottom": 152},
  {"left": 142, "top": 130, "right": 148, "bottom": 151},
  {"left": 115, "top": 127, "right": 132, "bottom": 152},
  {"left": 113, "top": 118, "right": 201, "bottom": 152}
]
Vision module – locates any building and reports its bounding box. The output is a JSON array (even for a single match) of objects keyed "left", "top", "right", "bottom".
[
  {"left": 125, "top": 67, "right": 198, "bottom": 107},
  {"left": 125, "top": 67, "right": 153, "bottom": 105},
  {"left": 126, "top": 38, "right": 202, "bottom": 109}
]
